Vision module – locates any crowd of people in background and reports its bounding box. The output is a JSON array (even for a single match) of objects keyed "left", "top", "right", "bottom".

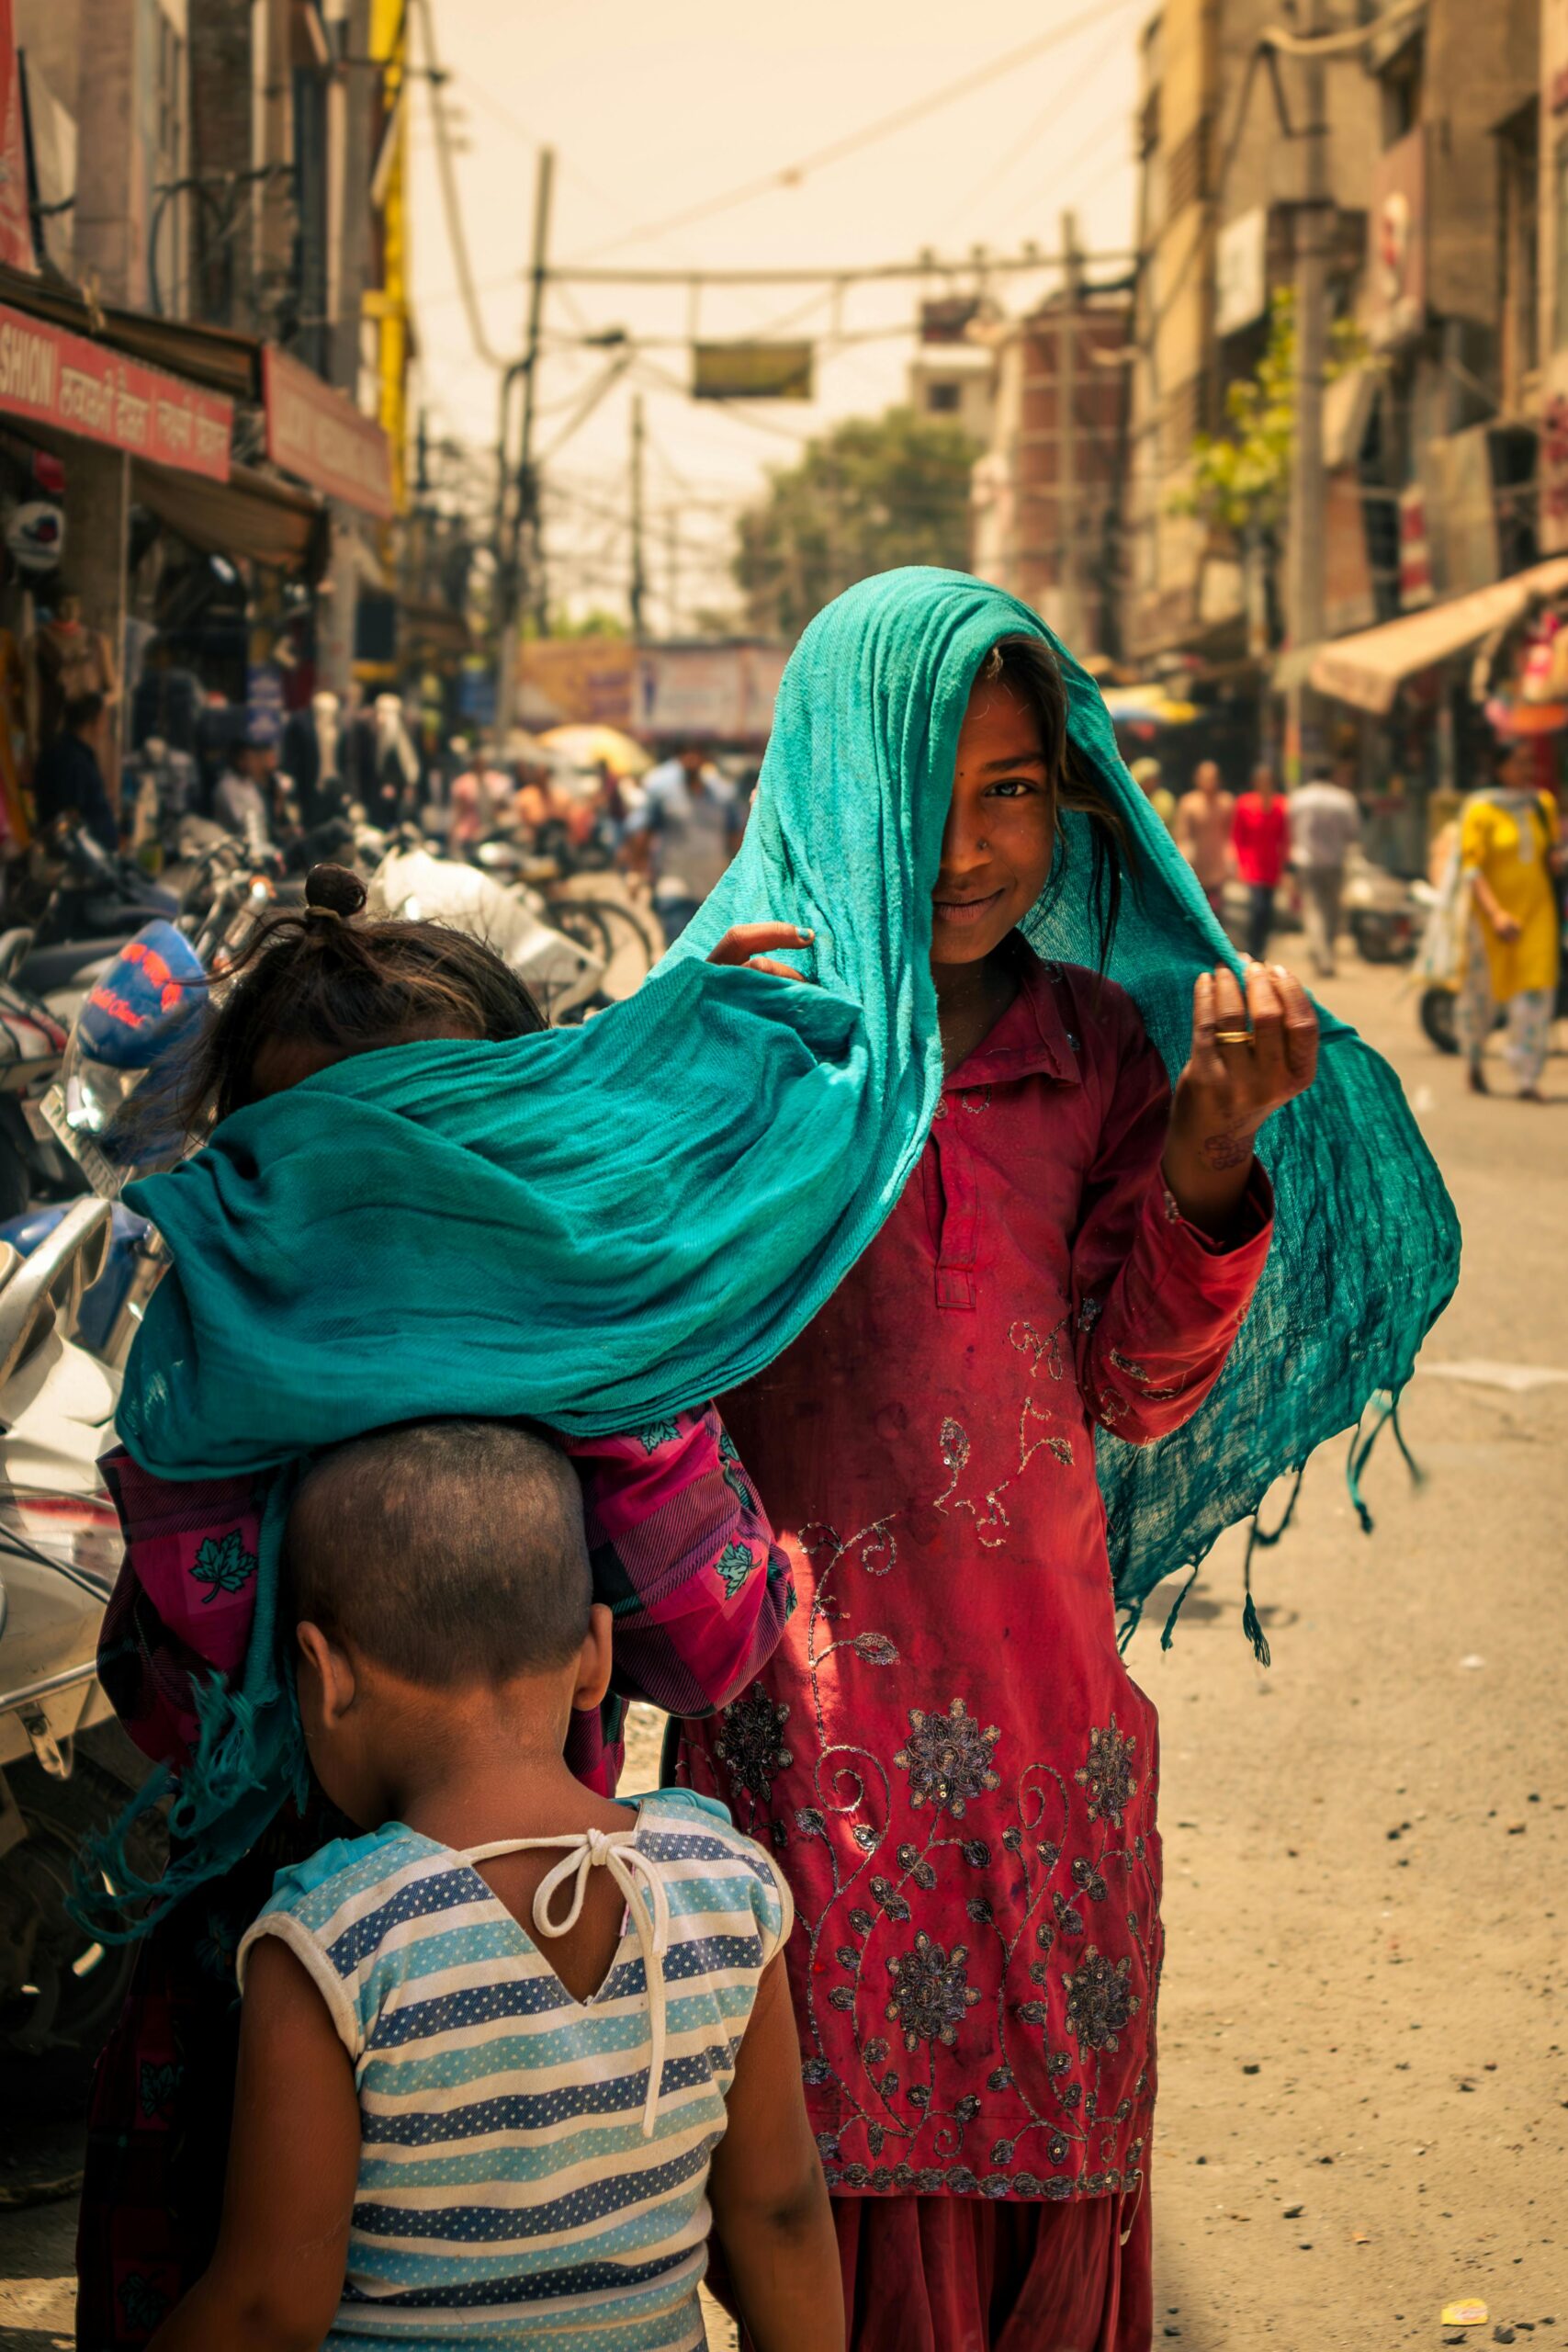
[
  {"left": 30, "top": 639, "right": 1562, "bottom": 1110},
  {"left": 1138, "top": 748, "right": 1355, "bottom": 968},
  {"left": 1136, "top": 740, "right": 1563, "bottom": 1100}
]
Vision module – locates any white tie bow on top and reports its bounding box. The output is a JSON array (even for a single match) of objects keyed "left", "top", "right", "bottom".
[{"left": 464, "top": 1826, "right": 673, "bottom": 2137}]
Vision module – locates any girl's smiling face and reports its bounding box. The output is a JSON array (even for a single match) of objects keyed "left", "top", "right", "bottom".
[{"left": 931, "top": 677, "right": 1057, "bottom": 973}]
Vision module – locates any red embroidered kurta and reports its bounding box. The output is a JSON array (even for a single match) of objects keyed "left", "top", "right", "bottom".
[{"left": 678, "top": 952, "right": 1272, "bottom": 2204}]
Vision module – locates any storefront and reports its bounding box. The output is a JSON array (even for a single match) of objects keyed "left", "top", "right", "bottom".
[
  {"left": 1300, "top": 555, "right": 1568, "bottom": 868},
  {"left": 0, "top": 252, "right": 406, "bottom": 865},
  {"left": 0, "top": 275, "right": 245, "bottom": 854}
]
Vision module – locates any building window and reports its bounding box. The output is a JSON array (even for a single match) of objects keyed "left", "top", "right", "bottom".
[
  {"left": 926, "top": 381, "right": 962, "bottom": 414},
  {"left": 156, "top": 17, "right": 184, "bottom": 178},
  {"left": 1380, "top": 36, "right": 1424, "bottom": 147},
  {"left": 1496, "top": 104, "right": 1539, "bottom": 401}
]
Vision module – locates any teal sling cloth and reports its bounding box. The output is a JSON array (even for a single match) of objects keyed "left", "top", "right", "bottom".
[{"left": 96, "top": 568, "right": 1459, "bottom": 1931}]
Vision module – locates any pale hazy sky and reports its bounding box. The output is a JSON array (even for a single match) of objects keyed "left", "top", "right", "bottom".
[{"left": 405, "top": 0, "right": 1144, "bottom": 623}]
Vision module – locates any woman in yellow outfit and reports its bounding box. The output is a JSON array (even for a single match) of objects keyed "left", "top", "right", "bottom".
[{"left": 1456, "top": 742, "right": 1562, "bottom": 1101}]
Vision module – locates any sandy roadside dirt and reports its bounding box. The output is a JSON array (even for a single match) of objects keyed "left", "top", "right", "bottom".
[{"left": 3, "top": 959, "right": 1564, "bottom": 2352}]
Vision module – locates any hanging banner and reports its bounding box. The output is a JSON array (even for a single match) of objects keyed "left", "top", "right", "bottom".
[
  {"left": 633, "top": 643, "right": 789, "bottom": 741},
  {"left": 1540, "top": 390, "right": 1568, "bottom": 554},
  {"left": 0, "top": 302, "right": 231, "bottom": 477},
  {"left": 1398, "top": 481, "right": 1434, "bottom": 609},
  {"left": 1368, "top": 130, "right": 1426, "bottom": 351},
  {"left": 693, "top": 342, "right": 814, "bottom": 401},
  {"left": 1215, "top": 207, "right": 1268, "bottom": 338},
  {"left": 0, "top": 1, "right": 33, "bottom": 275},
  {"left": 262, "top": 346, "right": 395, "bottom": 520}
]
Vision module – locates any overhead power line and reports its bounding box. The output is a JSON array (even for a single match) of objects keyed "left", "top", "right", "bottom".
[
  {"left": 562, "top": 0, "right": 1140, "bottom": 265},
  {"left": 412, "top": 0, "right": 509, "bottom": 369},
  {"left": 548, "top": 245, "right": 1133, "bottom": 290},
  {"left": 937, "top": 5, "right": 1142, "bottom": 238}
]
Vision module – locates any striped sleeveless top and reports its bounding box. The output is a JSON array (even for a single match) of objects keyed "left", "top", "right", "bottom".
[{"left": 238, "top": 1788, "right": 792, "bottom": 2349}]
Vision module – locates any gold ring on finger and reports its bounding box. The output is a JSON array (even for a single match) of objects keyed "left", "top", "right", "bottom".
[{"left": 1213, "top": 1029, "right": 1254, "bottom": 1046}]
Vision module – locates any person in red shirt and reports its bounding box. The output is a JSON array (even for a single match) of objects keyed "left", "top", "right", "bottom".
[{"left": 1232, "top": 762, "right": 1292, "bottom": 961}]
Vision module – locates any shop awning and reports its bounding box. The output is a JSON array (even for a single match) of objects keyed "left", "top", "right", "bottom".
[
  {"left": 0, "top": 261, "right": 260, "bottom": 401},
  {"left": 1306, "top": 556, "right": 1568, "bottom": 714},
  {"left": 131, "top": 456, "right": 326, "bottom": 577}
]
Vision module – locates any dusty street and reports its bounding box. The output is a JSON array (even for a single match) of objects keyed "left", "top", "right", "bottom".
[{"left": 2, "top": 957, "right": 1563, "bottom": 2352}]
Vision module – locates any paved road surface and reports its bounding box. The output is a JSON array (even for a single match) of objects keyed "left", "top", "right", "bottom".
[{"left": 4, "top": 959, "right": 1563, "bottom": 2350}]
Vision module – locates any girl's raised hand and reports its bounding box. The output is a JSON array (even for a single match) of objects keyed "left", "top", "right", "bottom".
[
  {"left": 707, "top": 923, "right": 817, "bottom": 981},
  {"left": 1163, "top": 961, "right": 1319, "bottom": 1238}
]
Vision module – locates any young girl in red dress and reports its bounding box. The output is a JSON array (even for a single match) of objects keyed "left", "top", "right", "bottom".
[{"left": 680, "top": 635, "right": 1319, "bottom": 2351}]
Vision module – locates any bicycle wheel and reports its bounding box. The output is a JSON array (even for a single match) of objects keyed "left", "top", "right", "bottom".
[
  {"left": 579, "top": 896, "right": 658, "bottom": 994},
  {"left": 548, "top": 901, "right": 615, "bottom": 967}
]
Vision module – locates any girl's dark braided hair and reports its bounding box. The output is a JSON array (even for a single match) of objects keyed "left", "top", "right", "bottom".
[{"left": 179, "top": 862, "right": 546, "bottom": 1134}]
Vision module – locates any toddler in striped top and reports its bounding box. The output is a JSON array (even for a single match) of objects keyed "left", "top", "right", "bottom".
[{"left": 146, "top": 1419, "right": 841, "bottom": 2352}]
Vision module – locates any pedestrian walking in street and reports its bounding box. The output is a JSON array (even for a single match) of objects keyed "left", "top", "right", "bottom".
[
  {"left": 624, "top": 743, "right": 744, "bottom": 937},
  {"left": 29, "top": 687, "right": 118, "bottom": 851},
  {"left": 1454, "top": 742, "right": 1562, "bottom": 1102},
  {"left": 1232, "top": 763, "right": 1290, "bottom": 963},
  {"left": 1289, "top": 762, "right": 1360, "bottom": 979},
  {"left": 143, "top": 1420, "right": 842, "bottom": 2352},
  {"left": 1174, "top": 757, "right": 1234, "bottom": 918},
  {"left": 73, "top": 871, "right": 806, "bottom": 2346},
  {"left": 1129, "top": 754, "right": 1176, "bottom": 831},
  {"left": 210, "top": 708, "right": 282, "bottom": 857},
  {"left": 447, "top": 730, "right": 515, "bottom": 848},
  {"left": 677, "top": 618, "right": 1318, "bottom": 2352}
]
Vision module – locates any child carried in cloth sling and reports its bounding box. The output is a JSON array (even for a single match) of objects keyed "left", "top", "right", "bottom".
[{"left": 77, "top": 870, "right": 811, "bottom": 2346}]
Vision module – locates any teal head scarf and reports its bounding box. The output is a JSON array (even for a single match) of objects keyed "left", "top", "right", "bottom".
[{"left": 92, "top": 568, "right": 1458, "bottom": 1931}]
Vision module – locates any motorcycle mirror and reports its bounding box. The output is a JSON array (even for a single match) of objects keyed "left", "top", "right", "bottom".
[{"left": 0, "top": 1199, "right": 113, "bottom": 1387}]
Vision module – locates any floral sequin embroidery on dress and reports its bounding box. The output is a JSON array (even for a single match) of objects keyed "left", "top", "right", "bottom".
[{"left": 686, "top": 1398, "right": 1164, "bottom": 2204}]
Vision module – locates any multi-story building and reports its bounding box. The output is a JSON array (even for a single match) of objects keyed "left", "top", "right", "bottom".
[
  {"left": 1122, "top": 0, "right": 1381, "bottom": 669},
  {"left": 908, "top": 297, "right": 998, "bottom": 448},
  {"left": 971, "top": 277, "right": 1132, "bottom": 658},
  {"left": 1118, "top": 0, "right": 1553, "bottom": 822}
]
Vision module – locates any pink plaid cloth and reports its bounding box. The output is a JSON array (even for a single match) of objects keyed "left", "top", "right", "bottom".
[{"left": 98, "top": 1408, "right": 793, "bottom": 1799}]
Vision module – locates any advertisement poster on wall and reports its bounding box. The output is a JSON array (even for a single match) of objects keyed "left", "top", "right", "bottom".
[{"left": 1368, "top": 130, "right": 1426, "bottom": 351}]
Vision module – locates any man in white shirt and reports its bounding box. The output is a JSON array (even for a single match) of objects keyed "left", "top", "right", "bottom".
[
  {"left": 1290, "top": 763, "right": 1361, "bottom": 978},
  {"left": 626, "top": 746, "right": 743, "bottom": 937},
  {"left": 213, "top": 712, "right": 281, "bottom": 859}
]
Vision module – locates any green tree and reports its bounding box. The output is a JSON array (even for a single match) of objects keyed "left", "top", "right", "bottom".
[
  {"left": 523, "top": 607, "right": 628, "bottom": 640},
  {"left": 1173, "top": 286, "right": 1367, "bottom": 539},
  {"left": 734, "top": 405, "right": 979, "bottom": 639}
]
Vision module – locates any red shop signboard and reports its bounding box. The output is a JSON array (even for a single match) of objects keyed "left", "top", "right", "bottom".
[
  {"left": 0, "top": 302, "right": 231, "bottom": 478},
  {"left": 262, "top": 346, "right": 394, "bottom": 520}
]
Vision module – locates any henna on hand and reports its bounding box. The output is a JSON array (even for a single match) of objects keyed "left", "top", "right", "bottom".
[{"left": 1199, "top": 1126, "right": 1255, "bottom": 1172}]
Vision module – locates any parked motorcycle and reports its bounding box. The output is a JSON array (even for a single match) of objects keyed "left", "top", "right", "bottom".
[
  {"left": 0, "top": 1197, "right": 161, "bottom": 2115},
  {"left": 0, "top": 969, "right": 73, "bottom": 1220},
  {"left": 1342, "top": 849, "right": 1424, "bottom": 966},
  {"left": 1419, "top": 964, "right": 1568, "bottom": 1055},
  {"left": 13, "top": 822, "right": 181, "bottom": 1000},
  {"left": 367, "top": 840, "right": 605, "bottom": 1021}
]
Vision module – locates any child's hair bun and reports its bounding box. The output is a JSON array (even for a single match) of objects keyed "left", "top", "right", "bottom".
[{"left": 304, "top": 863, "right": 368, "bottom": 922}]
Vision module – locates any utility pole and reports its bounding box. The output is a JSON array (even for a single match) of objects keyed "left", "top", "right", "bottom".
[
  {"left": 494, "top": 143, "right": 554, "bottom": 742},
  {"left": 1285, "top": 0, "right": 1331, "bottom": 785},
  {"left": 1057, "top": 209, "right": 1083, "bottom": 650},
  {"left": 629, "top": 392, "right": 647, "bottom": 637}
]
